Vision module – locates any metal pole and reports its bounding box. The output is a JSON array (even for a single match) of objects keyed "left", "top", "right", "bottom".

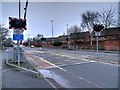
[
  {"left": 28, "top": 34, "right": 30, "bottom": 47},
  {"left": 96, "top": 32, "right": 98, "bottom": 58},
  {"left": 51, "top": 20, "right": 53, "bottom": 43},
  {"left": 67, "top": 24, "right": 69, "bottom": 49},
  {"left": 17, "top": 0, "right": 21, "bottom": 66},
  {"left": 19, "top": 0, "right": 21, "bottom": 18}
]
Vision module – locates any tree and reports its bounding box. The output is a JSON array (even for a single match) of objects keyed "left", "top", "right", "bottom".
[
  {"left": 100, "top": 7, "right": 118, "bottom": 28},
  {"left": 0, "top": 24, "right": 9, "bottom": 49},
  {"left": 52, "top": 40, "right": 63, "bottom": 46},
  {"left": 81, "top": 11, "right": 101, "bottom": 33},
  {"left": 68, "top": 25, "right": 81, "bottom": 34},
  {"left": 81, "top": 11, "right": 101, "bottom": 46}
]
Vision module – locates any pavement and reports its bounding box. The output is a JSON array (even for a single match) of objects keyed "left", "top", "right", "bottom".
[
  {"left": 2, "top": 48, "right": 63, "bottom": 89},
  {"left": 0, "top": 50, "right": 2, "bottom": 90}
]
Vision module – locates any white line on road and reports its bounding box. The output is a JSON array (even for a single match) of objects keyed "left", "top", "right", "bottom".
[
  {"left": 34, "top": 55, "right": 100, "bottom": 88},
  {"left": 46, "top": 51, "right": 119, "bottom": 66},
  {"left": 2, "top": 69, "right": 10, "bottom": 72}
]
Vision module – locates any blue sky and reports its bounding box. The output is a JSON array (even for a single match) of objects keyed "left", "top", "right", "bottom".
[{"left": 2, "top": 2, "right": 118, "bottom": 41}]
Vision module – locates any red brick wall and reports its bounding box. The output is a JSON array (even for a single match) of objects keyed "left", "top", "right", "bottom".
[
  {"left": 42, "top": 43, "right": 53, "bottom": 48},
  {"left": 103, "top": 40, "right": 120, "bottom": 50},
  {"left": 41, "top": 40, "right": 120, "bottom": 51}
]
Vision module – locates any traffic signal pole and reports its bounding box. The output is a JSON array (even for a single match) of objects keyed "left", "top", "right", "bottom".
[
  {"left": 96, "top": 32, "right": 99, "bottom": 58},
  {"left": 93, "top": 24, "right": 104, "bottom": 59}
]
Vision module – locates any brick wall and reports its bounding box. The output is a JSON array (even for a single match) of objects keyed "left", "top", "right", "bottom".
[{"left": 103, "top": 40, "right": 120, "bottom": 50}]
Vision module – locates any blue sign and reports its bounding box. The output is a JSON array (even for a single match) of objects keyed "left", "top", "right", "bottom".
[{"left": 13, "top": 34, "right": 24, "bottom": 40}]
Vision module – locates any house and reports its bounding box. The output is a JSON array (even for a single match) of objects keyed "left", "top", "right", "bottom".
[
  {"left": 92, "top": 27, "right": 120, "bottom": 50},
  {"left": 69, "top": 31, "right": 91, "bottom": 49}
]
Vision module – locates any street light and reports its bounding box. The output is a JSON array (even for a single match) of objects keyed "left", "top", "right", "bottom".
[
  {"left": 51, "top": 20, "right": 53, "bottom": 43},
  {"left": 28, "top": 34, "right": 30, "bottom": 47},
  {"left": 67, "top": 24, "right": 69, "bottom": 49}
]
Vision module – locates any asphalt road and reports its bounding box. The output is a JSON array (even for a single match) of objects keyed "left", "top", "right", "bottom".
[{"left": 24, "top": 47, "right": 119, "bottom": 88}]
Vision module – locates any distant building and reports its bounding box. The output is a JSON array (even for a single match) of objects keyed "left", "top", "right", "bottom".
[
  {"left": 41, "top": 27, "right": 120, "bottom": 50},
  {"left": 100, "top": 27, "right": 120, "bottom": 40}
]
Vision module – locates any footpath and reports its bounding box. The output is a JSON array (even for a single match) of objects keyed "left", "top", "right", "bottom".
[{"left": 2, "top": 49, "right": 62, "bottom": 89}]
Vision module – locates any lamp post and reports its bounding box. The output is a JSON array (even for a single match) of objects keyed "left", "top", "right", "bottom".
[
  {"left": 51, "top": 20, "right": 53, "bottom": 43},
  {"left": 28, "top": 34, "right": 30, "bottom": 47},
  {"left": 67, "top": 24, "right": 69, "bottom": 49}
]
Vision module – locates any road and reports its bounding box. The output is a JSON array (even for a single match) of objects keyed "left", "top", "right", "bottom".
[{"left": 24, "top": 47, "right": 119, "bottom": 88}]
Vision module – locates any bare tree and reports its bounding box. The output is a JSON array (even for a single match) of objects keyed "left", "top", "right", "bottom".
[
  {"left": 35, "top": 34, "right": 43, "bottom": 40},
  {"left": 100, "top": 7, "right": 118, "bottom": 28},
  {"left": 68, "top": 25, "right": 81, "bottom": 34},
  {"left": 81, "top": 11, "right": 101, "bottom": 46},
  {"left": 0, "top": 24, "right": 9, "bottom": 49},
  {"left": 81, "top": 11, "right": 101, "bottom": 33}
]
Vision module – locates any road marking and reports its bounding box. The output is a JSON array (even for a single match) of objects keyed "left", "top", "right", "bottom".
[
  {"left": 26, "top": 50, "right": 101, "bottom": 88},
  {"left": 38, "top": 57, "right": 66, "bottom": 71},
  {"left": 2, "top": 69, "right": 10, "bottom": 72},
  {"left": 46, "top": 52, "right": 119, "bottom": 66},
  {"left": 38, "top": 58, "right": 99, "bottom": 87},
  {"left": 26, "top": 49, "right": 118, "bottom": 88},
  {"left": 34, "top": 55, "right": 100, "bottom": 87}
]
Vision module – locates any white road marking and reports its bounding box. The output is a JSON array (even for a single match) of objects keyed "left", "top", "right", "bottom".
[
  {"left": 2, "top": 69, "right": 10, "bottom": 72},
  {"left": 46, "top": 51, "right": 119, "bottom": 66},
  {"left": 25, "top": 49, "right": 118, "bottom": 88}
]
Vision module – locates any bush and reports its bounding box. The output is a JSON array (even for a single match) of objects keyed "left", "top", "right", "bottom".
[{"left": 52, "top": 41, "right": 63, "bottom": 46}]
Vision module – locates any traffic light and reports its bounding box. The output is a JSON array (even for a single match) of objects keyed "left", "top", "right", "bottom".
[
  {"left": 93, "top": 24, "right": 104, "bottom": 32},
  {"left": 9, "top": 17, "right": 27, "bottom": 30}
]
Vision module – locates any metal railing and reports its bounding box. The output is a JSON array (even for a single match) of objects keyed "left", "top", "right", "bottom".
[{"left": 5, "top": 49, "right": 39, "bottom": 76}]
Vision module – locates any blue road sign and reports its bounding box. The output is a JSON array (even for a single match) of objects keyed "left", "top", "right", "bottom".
[{"left": 13, "top": 34, "right": 24, "bottom": 40}]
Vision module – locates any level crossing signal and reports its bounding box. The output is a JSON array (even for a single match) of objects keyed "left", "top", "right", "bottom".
[
  {"left": 9, "top": 17, "right": 27, "bottom": 30},
  {"left": 93, "top": 24, "right": 104, "bottom": 32}
]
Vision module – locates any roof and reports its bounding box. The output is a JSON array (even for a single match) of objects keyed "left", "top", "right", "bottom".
[
  {"left": 100, "top": 27, "right": 120, "bottom": 36},
  {"left": 70, "top": 31, "right": 90, "bottom": 39},
  {"left": 91, "top": 27, "right": 120, "bottom": 36}
]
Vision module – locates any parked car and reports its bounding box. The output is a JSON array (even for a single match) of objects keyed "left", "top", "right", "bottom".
[{"left": 30, "top": 45, "right": 34, "bottom": 48}]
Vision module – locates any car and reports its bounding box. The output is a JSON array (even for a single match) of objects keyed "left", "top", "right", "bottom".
[{"left": 30, "top": 45, "right": 34, "bottom": 48}]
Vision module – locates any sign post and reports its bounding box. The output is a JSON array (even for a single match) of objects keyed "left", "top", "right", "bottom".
[
  {"left": 93, "top": 24, "right": 104, "bottom": 59},
  {"left": 96, "top": 32, "right": 99, "bottom": 58},
  {"left": 9, "top": 0, "right": 28, "bottom": 66}
]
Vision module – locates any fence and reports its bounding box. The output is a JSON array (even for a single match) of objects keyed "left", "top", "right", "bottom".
[
  {"left": 5, "top": 49, "right": 39, "bottom": 76},
  {"left": 6, "top": 49, "right": 26, "bottom": 64}
]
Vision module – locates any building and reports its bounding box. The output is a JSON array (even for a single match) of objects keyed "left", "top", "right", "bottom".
[
  {"left": 92, "top": 27, "right": 120, "bottom": 50},
  {"left": 41, "top": 27, "right": 120, "bottom": 51}
]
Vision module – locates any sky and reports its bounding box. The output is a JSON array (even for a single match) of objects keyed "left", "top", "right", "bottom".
[{"left": 1, "top": 1, "right": 118, "bottom": 41}]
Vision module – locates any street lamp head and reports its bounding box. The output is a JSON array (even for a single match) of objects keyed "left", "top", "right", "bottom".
[
  {"left": 67, "top": 24, "right": 68, "bottom": 27},
  {"left": 51, "top": 20, "right": 53, "bottom": 22}
]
